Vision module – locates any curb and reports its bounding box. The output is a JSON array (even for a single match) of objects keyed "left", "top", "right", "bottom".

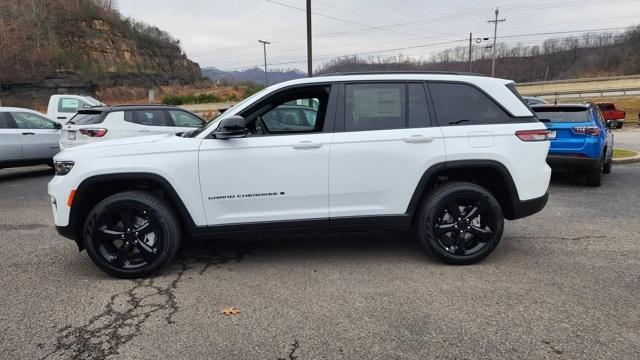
[{"left": 613, "top": 148, "right": 640, "bottom": 165}]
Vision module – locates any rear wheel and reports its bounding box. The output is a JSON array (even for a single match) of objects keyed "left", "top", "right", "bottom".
[
  {"left": 585, "top": 153, "right": 604, "bottom": 187},
  {"left": 416, "top": 182, "right": 504, "bottom": 265},
  {"left": 83, "top": 191, "right": 181, "bottom": 278}
]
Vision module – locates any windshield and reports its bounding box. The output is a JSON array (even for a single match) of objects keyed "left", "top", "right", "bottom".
[{"left": 183, "top": 87, "right": 271, "bottom": 138}]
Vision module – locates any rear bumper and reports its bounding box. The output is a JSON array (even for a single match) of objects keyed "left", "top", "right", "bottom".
[
  {"left": 510, "top": 191, "right": 549, "bottom": 220},
  {"left": 546, "top": 154, "right": 599, "bottom": 171}
]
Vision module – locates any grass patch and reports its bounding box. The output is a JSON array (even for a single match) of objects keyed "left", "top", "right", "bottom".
[{"left": 613, "top": 148, "right": 638, "bottom": 159}]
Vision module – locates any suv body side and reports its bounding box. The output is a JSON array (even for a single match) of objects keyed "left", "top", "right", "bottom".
[{"left": 49, "top": 74, "right": 550, "bottom": 244}]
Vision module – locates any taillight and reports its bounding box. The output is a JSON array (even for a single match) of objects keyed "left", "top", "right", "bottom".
[
  {"left": 515, "top": 129, "right": 549, "bottom": 141},
  {"left": 79, "top": 128, "right": 108, "bottom": 137},
  {"left": 572, "top": 126, "right": 599, "bottom": 136}
]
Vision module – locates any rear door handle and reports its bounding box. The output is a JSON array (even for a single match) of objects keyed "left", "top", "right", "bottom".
[
  {"left": 57, "top": 117, "right": 66, "bottom": 120},
  {"left": 291, "top": 141, "right": 323, "bottom": 149},
  {"left": 21, "top": 132, "right": 35, "bottom": 136},
  {"left": 138, "top": 130, "right": 152, "bottom": 133},
  {"left": 403, "top": 135, "right": 434, "bottom": 143}
]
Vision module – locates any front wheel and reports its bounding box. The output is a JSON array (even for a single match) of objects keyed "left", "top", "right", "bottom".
[
  {"left": 83, "top": 191, "right": 182, "bottom": 278},
  {"left": 417, "top": 182, "right": 504, "bottom": 265}
]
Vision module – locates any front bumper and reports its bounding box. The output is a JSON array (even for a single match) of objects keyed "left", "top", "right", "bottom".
[{"left": 546, "top": 154, "right": 599, "bottom": 172}]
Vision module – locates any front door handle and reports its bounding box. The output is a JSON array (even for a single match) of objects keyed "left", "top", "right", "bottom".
[
  {"left": 137, "top": 130, "right": 152, "bottom": 133},
  {"left": 21, "top": 132, "right": 35, "bottom": 136},
  {"left": 403, "top": 135, "right": 434, "bottom": 143},
  {"left": 291, "top": 141, "right": 323, "bottom": 149}
]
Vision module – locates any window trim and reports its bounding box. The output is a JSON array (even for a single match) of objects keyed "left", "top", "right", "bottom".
[
  {"left": 210, "top": 83, "right": 337, "bottom": 138},
  {"left": 426, "top": 80, "right": 535, "bottom": 127}
]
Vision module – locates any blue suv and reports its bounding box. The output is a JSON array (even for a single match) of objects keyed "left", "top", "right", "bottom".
[{"left": 531, "top": 103, "right": 614, "bottom": 187}]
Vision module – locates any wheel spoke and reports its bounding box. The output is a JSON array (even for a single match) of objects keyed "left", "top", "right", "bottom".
[
  {"left": 118, "top": 208, "right": 134, "bottom": 231},
  {"left": 453, "top": 232, "right": 466, "bottom": 255},
  {"left": 464, "top": 204, "right": 480, "bottom": 220},
  {"left": 435, "top": 223, "right": 456, "bottom": 237},
  {"left": 99, "top": 226, "right": 124, "bottom": 237},
  {"left": 133, "top": 220, "right": 150, "bottom": 232},
  {"left": 114, "top": 244, "right": 129, "bottom": 266},
  {"left": 135, "top": 241, "right": 156, "bottom": 260},
  {"left": 444, "top": 200, "right": 462, "bottom": 219},
  {"left": 469, "top": 225, "right": 492, "bottom": 242}
]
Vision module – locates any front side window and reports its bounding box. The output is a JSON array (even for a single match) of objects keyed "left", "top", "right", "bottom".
[
  {"left": 430, "top": 83, "right": 511, "bottom": 125},
  {"left": 168, "top": 110, "right": 204, "bottom": 128},
  {"left": 241, "top": 86, "right": 329, "bottom": 135},
  {"left": 11, "top": 112, "right": 57, "bottom": 129},
  {"left": 134, "top": 110, "right": 173, "bottom": 127},
  {"left": 58, "top": 98, "right": 90, "bottom": 113}
]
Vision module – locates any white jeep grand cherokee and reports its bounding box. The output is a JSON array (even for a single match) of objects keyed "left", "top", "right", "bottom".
[{"left": 49, "top": 72, "right": 551, "bottom": 278}]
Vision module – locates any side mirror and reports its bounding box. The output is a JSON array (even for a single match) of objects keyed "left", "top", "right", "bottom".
[
  {"left": 213, "top": 115, "right": 247, "bottom": 139},
  {"left": 53, "top": 122, "right": 62, "bottom": 129}
]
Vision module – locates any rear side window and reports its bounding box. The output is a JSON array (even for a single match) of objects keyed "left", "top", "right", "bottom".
[
  {"left": 532, "top": 107, "right": 590, "bottom": 123},
  {"left": 346, "top": 83, "right": 406, "bottom": 131},
  {"left": 430, "top": 82, "right": 511, "bottom": 125},
  {"left": 134, "top": 110, "right": 173, "bottom": 127},
  {"left": 68, "top": 112, "right": 104, "bottom": 125},
  {"left": 58, "top": 98, "right": 90, "bottom": 113},
  {"left": 0, "top": 113, "right": 13, "bottom": 128}
]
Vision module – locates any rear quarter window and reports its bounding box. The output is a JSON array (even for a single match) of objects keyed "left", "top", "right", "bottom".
[
  {"left": 429, "top": 82, "right": 511, "bottom": 125},
  {"left": 69, "top": 112, "right": 104, "bottom": 125}
]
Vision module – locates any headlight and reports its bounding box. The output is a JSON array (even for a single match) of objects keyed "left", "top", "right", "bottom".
[{"left": 54, "top": 161, "right": 74, "bottom": 176}]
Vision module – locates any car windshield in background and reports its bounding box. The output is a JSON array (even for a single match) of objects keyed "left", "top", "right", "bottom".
[
  {"left": 532, "top": 107, "right": 590, "bottom": 122},
  {"left": 67, "top": 112, "right": 103, "bottom": 125}
]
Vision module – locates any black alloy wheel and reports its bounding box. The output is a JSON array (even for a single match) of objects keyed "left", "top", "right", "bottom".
[
  {"left": 84, "top": 191, "right": 181, "bottom": 278},
  {"left": 417, "top": 182, "right": 504, "bottom": 265}
]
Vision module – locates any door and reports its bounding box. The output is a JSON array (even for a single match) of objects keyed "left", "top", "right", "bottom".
[
  {"left": 198, "top": 84, "right": 336, "bottom": 226},
  {"left": 133, "top": 110, "right": 177, "bottom": 136},
  {"left": 10, "top": 111, "right": 60, "bottom": 160},
  {"left": 0, "top": 113, "right": 22, "bottom": 162},
  {"left": 329, "top": 82, "right": 446, "bottom": 218},
  {"left": 166, "top": 110, "right": 205, "bottom": 133}
]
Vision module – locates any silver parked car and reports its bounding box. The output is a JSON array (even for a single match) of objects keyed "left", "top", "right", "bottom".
[{"left": 0, "top": 107, "right": 61, "bottom": 169}]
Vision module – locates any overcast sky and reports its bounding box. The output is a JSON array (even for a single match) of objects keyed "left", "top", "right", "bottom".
[{"left": 117, "top": 0, "right": 640, "bottom": 72}]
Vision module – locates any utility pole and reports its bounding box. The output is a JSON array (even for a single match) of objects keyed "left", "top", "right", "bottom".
[
  {"left": 468, "top": 32, "right": 473, "bottom": 72},
  {"left": 306, "top": 0, "right": 312, "bottom": 77},
  {"left": 488, "top": 8, "right": 506, "bottom": 77},
  {"left": 258, "top": 40, "right": 270, "bottom": 85}
]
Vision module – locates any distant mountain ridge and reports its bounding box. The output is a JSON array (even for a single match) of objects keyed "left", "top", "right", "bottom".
[{"left": 202, "top": 67, "right": 306, "bottom": 85}]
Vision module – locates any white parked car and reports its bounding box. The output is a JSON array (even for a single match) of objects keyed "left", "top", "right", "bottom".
[
  {"left": 47, "top": 95, "right": 104, "bottom": 123},
  {"left": 49, "top": 72, "right": 551, "bottom": 278},
  {"left": 60, "top": 105, "right": 206, "bottom": 149},
  {"left": 0, "top": 107, "right": 61, "bottom": 169}
]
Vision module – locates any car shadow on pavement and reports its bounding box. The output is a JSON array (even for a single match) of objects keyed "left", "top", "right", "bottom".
[
  {"left": 167, "top": 231, "right": 427, "bottom": 275},
  {"left": 0, "top": 167, "right": 54, "bottom": 182}
]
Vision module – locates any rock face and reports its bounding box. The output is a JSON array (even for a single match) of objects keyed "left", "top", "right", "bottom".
[{"left": 0, "top": 0, "right": 201, "bottom": 91}]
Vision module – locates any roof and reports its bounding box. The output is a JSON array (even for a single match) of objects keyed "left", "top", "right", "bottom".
[{"left": 320, "top": 71, "right": 483, "bottom": 77}]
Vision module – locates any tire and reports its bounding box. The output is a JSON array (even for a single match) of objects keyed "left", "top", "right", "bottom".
[
  {"left": 603, "top": 157, "right": 613, "bottom": 174},
  {"left": 416, "top": 182, "right": 504, "bottom": 265},
  {"left": 585, "top": 153, "right": 604, "bottom": 187},
  {"left": 83, "top": 191, "right": 181, "bottom": 278}
]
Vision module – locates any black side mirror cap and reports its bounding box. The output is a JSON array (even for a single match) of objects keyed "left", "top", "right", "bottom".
[{"left": 213, "top": 115, "right": 247, "bottom": 139}]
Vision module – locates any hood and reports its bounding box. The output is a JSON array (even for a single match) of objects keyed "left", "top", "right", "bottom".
[{"left": 55, "top": 134, "right": 199, "bottom": 161}]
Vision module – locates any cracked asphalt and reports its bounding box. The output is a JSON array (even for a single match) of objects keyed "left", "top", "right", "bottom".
[{"left": 0, "top": 163, "right": 639, "bottom": 359}]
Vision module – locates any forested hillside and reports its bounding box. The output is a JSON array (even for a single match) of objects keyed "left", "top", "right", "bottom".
[
  {"left": 0, "top": 0, "right": 201, "bottom": 85},
  {"left": 317, "top": 26, "right": 640, "bottom": 82}
]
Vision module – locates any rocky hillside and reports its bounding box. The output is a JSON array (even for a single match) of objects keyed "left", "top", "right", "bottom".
[{"left": 0, "top": 0, "right": 201, "bottom": 89}]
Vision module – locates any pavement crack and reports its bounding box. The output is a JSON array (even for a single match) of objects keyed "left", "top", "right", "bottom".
[
  {"left": 277, "top": 339, "right": 300, "bottom": 360},
  {"left": 41, "top": 265, "right": 188, "bottom": 360}
]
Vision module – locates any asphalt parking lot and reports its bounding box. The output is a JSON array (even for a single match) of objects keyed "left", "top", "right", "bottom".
[{"left": 1, "top": 161, "right": 639, "bottom": 359}]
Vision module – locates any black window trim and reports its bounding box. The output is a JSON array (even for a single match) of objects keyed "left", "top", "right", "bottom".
[
  {"left": 425, "top": 80, "right": 538, "bottom": 127},
  {"left": 209, "top": 82, "right": 338, "bottom": 138},
  {"left": 338, "top": 80, "right": 435, "bottom": 133}
]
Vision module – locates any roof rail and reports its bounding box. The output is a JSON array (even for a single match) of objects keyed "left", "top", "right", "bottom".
[
  {"left": 109, "top": 104, "right": 173, "bottom": 107},
  {"left": 319, "top": 70, "right": 483, "bottom": 77}
]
